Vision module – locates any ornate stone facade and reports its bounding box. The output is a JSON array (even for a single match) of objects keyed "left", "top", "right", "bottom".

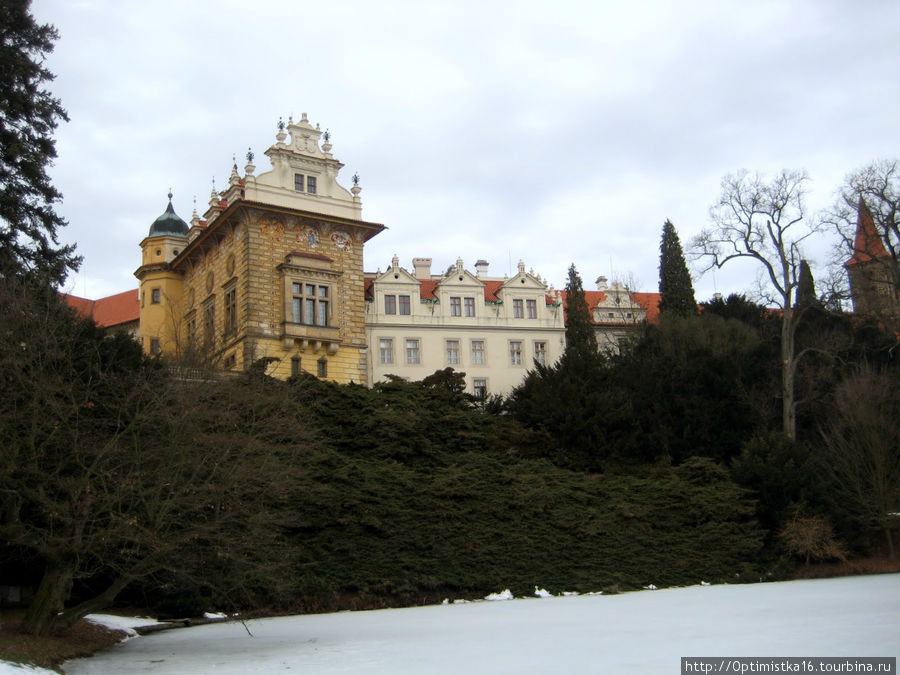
[{"left": 135, "top": 114, "right": 384, "bottom": 383}]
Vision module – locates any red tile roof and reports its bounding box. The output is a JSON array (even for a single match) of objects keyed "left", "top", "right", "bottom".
[
  {"left": 63, "top": 289, "right": 140, "bottom": 328},
  {"left": 631, "top": 292, "right": 662, "bottom": 324},
  {"left": 419, "top": 280, "right": 439, "bottom": 300},
  {"left": 561, "top": 290, "right": 662, "bottom": 325},
  {"left": 845, "top": 198, "right": 890, "bottom": 267},
  {"left": 483, "top": 280, "right": 503, "bottom": 303}
]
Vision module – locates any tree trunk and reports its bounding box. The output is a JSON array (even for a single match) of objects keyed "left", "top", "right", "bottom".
[
  {"left": 885, "top": 526, "right": 895, "bottom": 561},
  {"left": 781, "top": 309, "right": 796, "bottom": 440},
  {"left": 18, "top": 560, "right": 75, "bottom": 636},
  {"left": 53, "top": 575, "right": 133, "bottom": 634}
]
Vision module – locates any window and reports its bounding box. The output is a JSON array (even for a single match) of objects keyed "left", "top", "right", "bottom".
[
  {"left": 534, "top": 341, "right": 547, "bottom": 366},
  {"left": 291, "top": 356, "right": 301, "bottom": 376},
  {"left": 186, "top": 314, "right": 196, "bottom": 348},
  {"left": 513, "top": 299, "right": 524, "bottom": 318},
  {"left": 150, "top": 338, "right": 160, "bottom": 355},
  {"left": 509, "top": 340, "right": 522, "bottom": 366},
  {"left": 464, "top": 297, "right": 475, "bottom": 317},
  {"left": 473, "top": 378, "right": 487, "bottom": 399},
  {"left": 317, "top": 357, "right": 327, "bottom": 378},
  {"left": 446, "top": 339, "right": 460, "bottom": 365},
  {"left": 380, "top": 338, "right": 393, "bottom": 365},
  {"left": 224, "top": 286, "right": 237, "bottom": 336},
  {"left": 151, "top": 288, "right": 161, "bottom": 304},
  {"left": 203, "top": 299, "right": 215, "bottom": 348},
  {"left": 399, "top": 295, "right": 411, "bottom": 315},
  {"left": 384, "top": 294, "right": 397, "bottom": 315},
  {"left": 306, "top": 176, "right": 317, "bottom": 194},
  {"left": 450, "top": 296, "right": 462, "bottom": 316},
  {"left": 294, "top": 173, "right": 305, "bottom": 192},
  {"left": 223, "top": 353, "right": 236, "bottom": 369},
  {"left": 471, "top": 340, "right": 485, "bottom": 365},
  {"left": 292, "top": 282, "right": 329, "bottom": 326},
  {"left": 526, "top": 299, "right": 537, "bottom": 319},
  {"left": 406, "top": 339, "right": 420, "bottom": 364}
]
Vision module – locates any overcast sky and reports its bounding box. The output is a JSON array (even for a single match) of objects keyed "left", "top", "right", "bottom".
[{"left": 32, "top": 0, "right": 900, "bottom": 301}]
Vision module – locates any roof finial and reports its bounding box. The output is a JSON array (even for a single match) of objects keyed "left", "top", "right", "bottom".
[
  {"left": 168, "top": 188, "right": 173, "bottom": 202},
  {"left": 352, "top": 172, "right": 360, "bottom": 186}
]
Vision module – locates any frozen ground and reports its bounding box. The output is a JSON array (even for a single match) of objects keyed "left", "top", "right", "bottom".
[{"left": 3, "top": 575, "right": 898, "bottom": 674}]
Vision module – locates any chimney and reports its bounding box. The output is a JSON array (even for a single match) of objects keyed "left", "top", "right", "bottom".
[
  {"left": 475, "top": 259, "right": 489, "bottom": 277},
  {"left": 596, "top": 276, "right": 608, "bottom": 291},
  {"left": 412, "top": 257, "right": 432, "bottom": 280}
]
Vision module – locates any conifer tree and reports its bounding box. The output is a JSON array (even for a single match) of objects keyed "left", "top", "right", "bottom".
[
  {"left": 0, "top": 1, "right": 79, "bottom": 284},
  {"left": 658, "top": 219, "right": 697, "bottom": 317},
  {"left": 796, "top": 260, "right": 820, "bottom": 309},
  {"left": 563, "top": 263, "right": 597, "bottom": 360}
]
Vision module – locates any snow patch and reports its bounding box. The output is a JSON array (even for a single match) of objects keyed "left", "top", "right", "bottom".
[
  {"left": 0, "top": 662, "right": 58, "bottom": 674},
  {"left": 533, "top": 587, "right": 552, "bottom": 598},
  {"left": 203, "top": 612, "right": 227, "bottom": 620},
  {"left": 84, "top": 614, "right": 160, "bottom": 637},
  {"left": 484, "top": 589, "right": 514, "bottom": 601}
]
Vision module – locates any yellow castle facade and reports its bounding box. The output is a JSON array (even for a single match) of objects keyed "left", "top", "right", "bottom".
[{"left": 135, "top": 114, "right": 385, "bottom": 384}]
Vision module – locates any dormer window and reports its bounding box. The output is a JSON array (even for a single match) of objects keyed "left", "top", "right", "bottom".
[{"left": 294, "top": 174, "right": 317, "bottom": 194}]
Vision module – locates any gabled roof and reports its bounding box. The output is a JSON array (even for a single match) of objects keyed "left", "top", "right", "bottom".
[
  {"left": 631, "top": 292, "right": 661, "bottom": 324},
  {"left": 63, "top": 289, "right": 140, "bottom": 328},
  {"left": 562, "top": 290, "right": 662, "bottom": 326},
  {"left": 846, "top": 198, "right": 890, "bottom": 267}
]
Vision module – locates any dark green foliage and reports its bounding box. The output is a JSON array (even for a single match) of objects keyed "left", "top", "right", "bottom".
[
  {"left": 796, "top": 260, "right": 820, "bottom": 310},
  {"left": 702, "top": 293, "right": 773, "bottom": 331},
  {"left": 105, "top": 370, "right": 763, "bottom": 615},
  {"left": 563, "top": 264, "right": 596, "bottom": 359},
  {"left": 0, "top": 1, "right": 78, "bottom": 283},
  {"left": 730, "top": 433, "right": 816, "bottom": 538},
  {"left": 658, "top": 219, "right": 697, "bottom": 317},
  {"left": 610, "top": 313, "right": 775, "bottom": 465},
  {"left": 507, "top": 360, "right": 638, "bottom": 472}
]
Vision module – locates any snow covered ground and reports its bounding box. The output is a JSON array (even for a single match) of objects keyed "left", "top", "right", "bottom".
[{"left": 4, "top": 575, "right": 898, "bottom": 674}]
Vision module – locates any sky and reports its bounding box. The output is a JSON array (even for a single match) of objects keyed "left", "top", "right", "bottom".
[
  {"left": 59, "top": 574, "right": 900, "bottom": 673},
  {"left": 30, "top": 0, "right": 900, "bottom": 301}
]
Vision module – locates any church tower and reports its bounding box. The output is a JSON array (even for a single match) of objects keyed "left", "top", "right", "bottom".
[
  {"left": 135, "top": 193, "right": 189, "bottom": 356},
  {"left": 844, "top": 197, "right": 899, "bottom": 319}
]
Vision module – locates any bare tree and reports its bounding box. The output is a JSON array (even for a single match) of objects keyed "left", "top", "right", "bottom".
[
  {"left": 822, "top": 159, "right": 900, "bottom": 327},
  {"left": 0, "top": 280, "right": 300, "bottom": 636},
  {"left": 817, "top": 368, "right": 900, "bottom": 559},
  {"left": 692, "top": 169, "right": 822, "bottom": 439}
]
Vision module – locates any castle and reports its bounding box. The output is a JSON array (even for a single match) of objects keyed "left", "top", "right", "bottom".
[
  {"left": 66, "top": 115, "right": 899, "bottom": 395},
  {"left": 81, "top": 115, "right": 890, "bottom": 396}
]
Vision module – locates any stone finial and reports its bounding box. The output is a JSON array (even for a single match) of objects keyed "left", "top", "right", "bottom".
[
  {"left": 391, "top": 254, "right": 399, "bottom": 270},
  {"left": 517, "top": 260, "right": 526, "bottom": 275},
  {"left": 245, "top": 147, "right": 256, "bottom": 175}
]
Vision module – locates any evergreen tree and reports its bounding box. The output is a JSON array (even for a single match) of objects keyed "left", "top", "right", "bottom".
[
  {"left": 796, "top": 259, "right": 820, "bottom": 309},
  {"left": 0, "top": 1, "right": 78, "bottom": 284},
  {"left": 658, "top": 219, "right": 697, "bottom": 317},
  {"left": 563, "top": 263, "right": 597, "bottom": 360}
]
